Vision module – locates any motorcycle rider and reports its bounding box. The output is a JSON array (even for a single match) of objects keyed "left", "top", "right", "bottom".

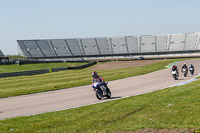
[
  {"left": 172, "top": 64, "right": 177, "bottom": 71},
  {"left": 190, "top": 64, "right": 194, "bottom": 69},
  {"left": 92, "top": 71, "right": 107, "bottom": 94},
  {"left": 189, "top": 64, "right": 195, "bottom": 73},
  {"left": 182, "top": 63, "right": 188, "bottom": 73},
  {"left": 172, "top": 64, "right": 179, "bottom": 75},
  {"left": 92, "top": 71, "right": 104, "bottom": 84}
]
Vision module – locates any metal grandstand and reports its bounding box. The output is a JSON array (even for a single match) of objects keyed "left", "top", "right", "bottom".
[
  {"left": 0, "top": 50, "right": 9, "bottom": 63},
  {"left": 17, "top": 32, "right": 200, "bottom": 59},
  {"left": 0, "top": 50, "right": 5, "bottom": 57}
]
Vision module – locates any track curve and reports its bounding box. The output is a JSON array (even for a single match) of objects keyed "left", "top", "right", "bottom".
[{"left": 0, "top": 59, "right": 200, "bottom": 120}]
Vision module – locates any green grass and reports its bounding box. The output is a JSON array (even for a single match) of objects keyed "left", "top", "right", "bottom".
[
  {"left": 0, "top": 62, "right": 86, "bottom": 73},
  {"left": 0, "top": 59, "right": 183, "bottom": 98},
  {"left": 0, "top": 70, "right": 200, "bottom": 132},
  {"left": 6, "top": 55, "right": 26, "bottom": 60}
]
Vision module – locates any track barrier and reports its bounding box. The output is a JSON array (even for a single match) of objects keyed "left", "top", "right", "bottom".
[
  {"left": 52, "top": 61, "right": 97, "bottom": 72},
  {"left": 0, "top": 69, "right": 49, "bottom": 78},
  {"left": 0, "top": 61, "right": 97, "bottom": 78}
]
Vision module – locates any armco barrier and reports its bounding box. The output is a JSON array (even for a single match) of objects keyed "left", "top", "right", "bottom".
[
  {"left": 0, "top": 61, "right": 15, "bottom": 65},
  {"left": 68, "top": 61, "right": 97, "bottom": 70},
  {"left": 0, "top": 60, "right": 87, "bottom": 65},
  {"left": 52, "top": 61, "right": 97, "bottom": 72},
  {"left": 17, "top": 60, "right": 63, "bottom": 65},
  {"left": 0, "top": 61, "right": 97, "bottom": 78},
  {"left": 52, "top": 67, "right": 68, "bottom": 72},
  {"left": 0, "top": 69, "right": 49, "bottom": 78},
  {"left": 16, "top": 60, "right": 87, "bottom": 65}
]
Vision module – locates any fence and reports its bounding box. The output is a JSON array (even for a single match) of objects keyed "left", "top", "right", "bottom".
[
  {"left": 0, "top": 69, "right": 49, "bottom": 78},
  {"left": 52, "top": 61, "right": 97, "bottom": 72},
  {"left": 0, "top": 61, "right": 97, "bottom": 78},
  {"left": 0, "top": 61, "right": 15, "bottom": 65},
  {"left": 16, "top": 60, "right": 64, "bottom": 65},
  {"left": 0, "top": 60, "right": 88, "bottom": 65},
  {"left": 52, "top": 67, "right": 68, "bottom": 72}
]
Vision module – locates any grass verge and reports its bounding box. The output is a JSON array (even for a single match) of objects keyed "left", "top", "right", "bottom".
[
  {"left": 0, "top": 71, "right": 199, "bottom": 132},
  {"left": 0, "top": 59, "right": 184, "bottom": 98},
  {"left": 6, "top": 55, "right": 25, "bottom": 60}
]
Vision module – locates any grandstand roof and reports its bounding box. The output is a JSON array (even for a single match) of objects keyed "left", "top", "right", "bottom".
[{"left": 0, "top": 50, "right": 5, "bottom": 57}]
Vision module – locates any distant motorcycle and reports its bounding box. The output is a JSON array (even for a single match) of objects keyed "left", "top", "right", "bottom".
[
  {"left": 171, "top": 70, "right": 179, "bottom": 80},
  {"left": 189, "top": 67, "right": 194, "bottom": 75},
  {"left": 92, "top": 82, "right": 111, "bottom": 100},
  {"left": 182, "top": 68, "right": 188, "bottom": 77}
]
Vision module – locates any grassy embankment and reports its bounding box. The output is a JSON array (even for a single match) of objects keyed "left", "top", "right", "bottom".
[
  {"left": 0, "top": 59, "right": 199, "bottom": 132},
  {"left": 6, "top": 55, "right": 26, "bottom": 60},
  {"left": 0, "top": 62, "right": 87, "bottom": 73}
]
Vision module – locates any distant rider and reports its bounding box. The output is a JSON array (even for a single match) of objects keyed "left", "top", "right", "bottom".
[
  {"left": 182, "top": 63, "right": 188, "bottom": 72},
  {"left": 189, "top": 64, "right": 195, "bottom": 73},
  {"left": 172, "top": 64, "right": 177, "bottom": 71},
  {"left": 172, "top": 64, "right": 179, "bottom": 75},
  {"left": 190, "top": 64, "right": 194, "bottom": 69}
]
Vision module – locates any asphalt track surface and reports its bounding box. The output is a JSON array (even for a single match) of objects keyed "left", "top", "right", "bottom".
[{"left": 0, "top": 59, "right": 200, "bottom": 120}]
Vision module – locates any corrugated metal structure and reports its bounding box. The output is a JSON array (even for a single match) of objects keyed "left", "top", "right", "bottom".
[
  {"left": 17, "top": 33, "right": 200, "bottom": 59},
  {"left": 0, "top": 50, "right": 9, "bottom": 63},
  {"left": 0, "top": 50, "right": 5, "bottom": 57}
]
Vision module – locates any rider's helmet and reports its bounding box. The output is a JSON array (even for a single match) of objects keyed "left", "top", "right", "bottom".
[
  {"left": 92, "top": 71, "right": 97, "bottom": 78},
  {"left": 172, "top": 65, "right": 176, "bottom": 70},
  {"left": 184, "top": 63, "right": 186, "bottom": 65}
]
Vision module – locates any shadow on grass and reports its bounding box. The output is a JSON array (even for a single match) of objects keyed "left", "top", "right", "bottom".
[
  {"left": 103, "top": 96, "right": 122, "bottom": 100},
  {"left": 106, "top": 106, "right": 145, "bottom": 124}
]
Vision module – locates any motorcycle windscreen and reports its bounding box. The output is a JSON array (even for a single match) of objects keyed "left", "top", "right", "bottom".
[{"left": 93, "top": 83, "right": 98, "bottom": 88}]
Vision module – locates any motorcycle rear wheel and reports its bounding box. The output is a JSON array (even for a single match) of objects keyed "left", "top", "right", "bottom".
[{"left": 106, "top": 88, "right": 111, "bottom": 98}]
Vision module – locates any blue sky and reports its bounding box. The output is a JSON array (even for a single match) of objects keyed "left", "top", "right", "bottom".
[{"left": 0, "top": 0, "right": 200, "bottom": 55}]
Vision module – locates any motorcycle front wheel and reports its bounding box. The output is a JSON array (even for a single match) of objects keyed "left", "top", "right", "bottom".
[
  {"left": 190, "top": 70, "right": 194, "bottom": 75},
  {"left": 96, "top": 89, "right": 103, "bottom": 100},
  {"left": 173, "top": 74, "right": 177, "bottom": 80},
  {"left": 184, "top": 72, "right": 187, "bottom": 77}
]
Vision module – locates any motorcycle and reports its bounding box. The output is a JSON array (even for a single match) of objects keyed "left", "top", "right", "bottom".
[
  {"left": 92, "top": 82, "right": 111, "bottom": 100},
  {"left": 189, "top": 67, "right": 194, "bottom": 75},
  {"left": 171, "top": 70, "right": 179, "bottom": 80},
  {"left": 182, "top": 68, "right": 188, "bottom": 77}
]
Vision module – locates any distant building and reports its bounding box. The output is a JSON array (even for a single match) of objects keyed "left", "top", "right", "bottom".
[
  {"left": 17, "top": 32, "right": 200, "bottom": 59},
  {"left": 0, "top": 50, "right": 9, "bottom": 63}
]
